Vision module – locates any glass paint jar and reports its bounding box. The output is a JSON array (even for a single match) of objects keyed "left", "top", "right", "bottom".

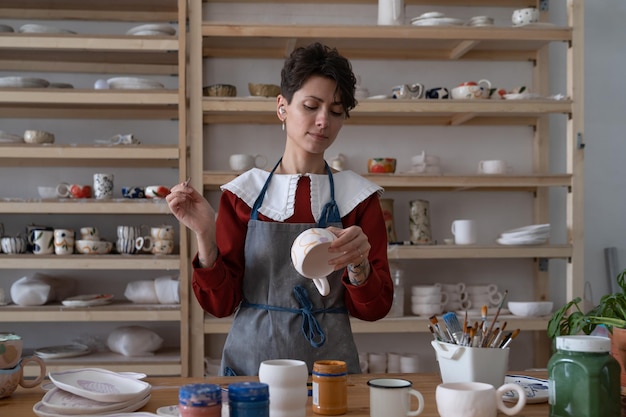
[
  {"left": 179, "top": 383, "right": 222, "bottom": 417},
  {"left": 228, "top": 381, "right": 269, "bottom": 417},
  {"left": 548, "top": 335, "right": 620, "bottom": 417},
  {"left": 312, "top": 360, "right": 348, "bottom": 415}
]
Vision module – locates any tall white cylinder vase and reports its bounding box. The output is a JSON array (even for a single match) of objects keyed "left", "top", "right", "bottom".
[{"left": 378, "top": 0, "right": 405, "bottom": 25}]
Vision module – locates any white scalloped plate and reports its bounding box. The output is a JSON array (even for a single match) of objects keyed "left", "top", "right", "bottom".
[
  {"left": 502, "top": 374, "right": 549, "bottom": 403},
  {"left": 48, "top": 368, "right": 151, "bottom": 403},
  {"left": 41, "top": 387, "right": 149, "bottom": 415},
  {"left": 0, "top": 76, "right": 49, "bottom": 88},
  {"left": 35, "top": 343, "right": 90, "bottom": 359}
]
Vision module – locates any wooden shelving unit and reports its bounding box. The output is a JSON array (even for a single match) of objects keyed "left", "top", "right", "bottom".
[
  {"left": 0, "top": 0, "right": 191, "bottom": 376},
  {"left": 191, "top": 0, "right": 584, "bottom": 373}
]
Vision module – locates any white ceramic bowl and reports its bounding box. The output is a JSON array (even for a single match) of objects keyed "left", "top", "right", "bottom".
[
  {"left": 75, "top": 240, "right": 113, "bottom": 255},
  {"left": 37, "top": 186, "right": 58, "bottom": 199},
  {"left": 508, "top": 301, "right": 553, "bottom": 317}
]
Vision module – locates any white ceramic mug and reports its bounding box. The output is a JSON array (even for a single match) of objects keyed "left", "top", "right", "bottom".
[
  {"left": 411, "top": 293, "right": 448, "bottom": 305},
  {"left": 53, "top": 229, "right": 75, "bottom": 255},
  {"left": 368, "top": 378, "right": 424, "bottom": 417},
  {"left": 436, "top": 381, "right": 526, "bottom": 417},
  {"left": 451, "top": 220, "right": 477, "bottom": 245},
  {"left": 1, "top": 236, "right": 27, "bottom": 254},
  {"left": 436, "top": 283, "right": 466, "bottom": 294},
  {"left": 478, "top": 159, "right": 509, "bottom": 174},
  {"left": 466, "top": 284, "right": 498, "bottom": 295},
  {"left": 411, "top": 285, "right": 441, "bottom": 296},
  {"left": 116, "top": 238, "right": 138, "bottom": 255},
  {"left": 291, "top": 228, "right": 341, "bottom": 296},
  {"left": 368, "top": 352, "right": 388, "bottom": 373},
  {"left": 93, "top": 172, "right": 114, "bottom": 199},
  {"left": 512, "top": 7, "right": 539, "bottom": 25},
  {"left": 117, "top": 225, "right": 142, "bottom": 240},
  {"left": 151, "top": 225, "right": 175, "bottom": 240},
  {"left": 258, "top": 359, "right": 308, "bottom": 417},
  {"left": 445, "top": 299, "right": 472, "bottom": 311},
  {"left": 135, "top": 236, "right": 153, "bottom": 252},
  {"left": 229, "top": 153, "right": 267, "bottom": 171},
  {"left": 411, "top": 302, "right": 444, "bottom": 316},
  {"left": 80, "top": 226, "right": 99, "bottom": 241},
  {"left": 399, "top": 354, "right": 420, "bottom": 373},
  {"left": 151, "top": 239, "right": 174, "bottom": 255},
  {"left": 378, "top": 0, "right": 405, "bottom": 25}
]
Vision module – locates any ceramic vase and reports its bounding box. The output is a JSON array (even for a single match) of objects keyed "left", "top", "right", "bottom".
[{"left": 409, "top": 199, "right": 432, "bottom": 244}]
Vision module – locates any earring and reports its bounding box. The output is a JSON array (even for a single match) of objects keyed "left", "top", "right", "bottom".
[{"left": 282, "top": 120, "right": 285, "bottom": 131}]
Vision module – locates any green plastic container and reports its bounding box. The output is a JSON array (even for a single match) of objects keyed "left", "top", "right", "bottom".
[{"left": 548, "top": 335, "right": 620, "bottom": 417}]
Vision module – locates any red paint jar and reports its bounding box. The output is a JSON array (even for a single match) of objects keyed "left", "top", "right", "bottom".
[{"left": 179, "top": 383, "right": 222, "bottom": 417}]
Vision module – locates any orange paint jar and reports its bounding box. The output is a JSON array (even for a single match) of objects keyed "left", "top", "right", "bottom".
[{"left": 312, "top": 360, "right": 348, "bottom": 415}]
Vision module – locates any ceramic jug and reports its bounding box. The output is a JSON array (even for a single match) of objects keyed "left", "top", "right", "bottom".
[{"left": 378, "top": 0, "right": 405, "bottom": 25}]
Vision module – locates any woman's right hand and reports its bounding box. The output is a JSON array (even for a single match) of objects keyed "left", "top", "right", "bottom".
[{"left": 166, "top": 181, "right": 216, "bottom": 237}]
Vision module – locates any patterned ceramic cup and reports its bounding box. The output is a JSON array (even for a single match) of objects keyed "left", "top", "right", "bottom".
[{"left": 93, "top": 172, "right": 114, "bottom": 199}]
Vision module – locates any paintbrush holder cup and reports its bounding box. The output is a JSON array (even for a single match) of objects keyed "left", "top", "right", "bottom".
[{"left": 431, "top": 341, "right": 509, "bottom": 388}]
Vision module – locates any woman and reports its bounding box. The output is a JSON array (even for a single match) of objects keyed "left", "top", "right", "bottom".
[{"left": 167, "top": 42, "right": 393, "bottom": 375}]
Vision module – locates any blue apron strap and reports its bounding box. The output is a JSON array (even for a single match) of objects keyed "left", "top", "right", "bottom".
[
  {"left": 241, "top": 285, "right": 347, "bottom": 348},
  {"left": 250, "top": 158, "right": 282, "bottom": 221},
  {"left": 317, "top": 161, "right": 341, "bottom": 227}
]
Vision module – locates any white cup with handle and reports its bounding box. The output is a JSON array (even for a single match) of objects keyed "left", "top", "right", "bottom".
[
  {"left": 436, "top": 381, "right": 526, "bottom": 417},
  {"left": 368, "top": 378, "right": 424, "bottom": 417},
  {"left": 478, "top": 159, "right": 510, "bottom": 174},
  {"left": 451, "top": 220, "right": 477, "bottom": 245},
  {"left": 229, "top": 154, "right": 267, "bottom": 171},
  {"left": 291, "top": 228, "right": 342, "bottom": 296}
]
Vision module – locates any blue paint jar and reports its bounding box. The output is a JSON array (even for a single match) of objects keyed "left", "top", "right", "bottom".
[{"left": 228, "top": 381, "right": 269, "bottom": 417}]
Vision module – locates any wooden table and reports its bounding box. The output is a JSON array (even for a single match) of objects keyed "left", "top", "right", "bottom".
[{"left": 2, "top": 372, "right": 549, "bottom": 416}]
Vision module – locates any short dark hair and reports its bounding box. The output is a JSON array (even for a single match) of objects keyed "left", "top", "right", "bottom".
[{"left": 280, "top": 42, "right": 357, "bottom": 118}]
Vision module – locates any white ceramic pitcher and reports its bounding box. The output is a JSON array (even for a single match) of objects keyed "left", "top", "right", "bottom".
[{"left": 378, "top": 0, "right": 405, "bottom": 25}]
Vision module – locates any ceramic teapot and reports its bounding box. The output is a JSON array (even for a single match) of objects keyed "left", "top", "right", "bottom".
[{"left": 392, "top": 83, "right": 425, "bottom": 99}]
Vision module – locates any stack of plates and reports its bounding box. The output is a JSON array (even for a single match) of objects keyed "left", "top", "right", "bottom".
[
  {"left": 35, "top": 344, "right": 91, "bottom": 360},
  {"left": 126, "top": 23, "right": 176, "bottom": 36},
  {"left": 497, "top": 224, "right": 550, "bottom": 245},
  {"left": 466, "top": 15, "right": 495, "bottom": 27},
  {"left": 107, "top": 77, "right": 165, "bottom": 90},
  {"left": 33, "top": 368, "right": 152, "bottom": 417},
  {"left": 18, "top": 23, "right": 76, "bottom": 34},
  {"left": 411, "top": 12, "right": 464, "bottom": 27},
  {"left": 0, "top": 76, "right": 49, "bottom": 88},
  {"left": 61, "top": 294, "right": 114, "bottom": 307},
  {"left": 0, "top": 131, "right": 23, "bottom": 143}
]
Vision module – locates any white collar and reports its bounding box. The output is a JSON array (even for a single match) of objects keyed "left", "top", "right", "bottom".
[{"left": 221, "top": 168, "right": 383, "bottom": 222}]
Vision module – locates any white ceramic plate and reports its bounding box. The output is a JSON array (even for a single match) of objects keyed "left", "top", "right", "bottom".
[
  {"left": 411, "top": 17, "right": 464, "bottom": 26},
  {"left": 497, "top": 236, "right": 548, "bottom": 246},
  {"left": 49, "top": 368, "right": 152, "bottom": 403},
  {"left": 0, "top": 76, "right": 49, "bottom": 88},
  {"left": 35, "top": 343, "right": 90, "bottom": 359},
  {"left": 156, "top": 405, "right": 179, "bottom": 416},
  {"left": 500, "top": 224, "right": 550, "bottom": 239},
  {"left": 502, "top": 374, "right": 549, "bottom": 403},
  {"left": 366, "top": 95, "right": 390, "bottom": 99},
  {"left": 18, "top": 24, "right": 76, "bottom": 34},
  {"left": 126, "top": 24, "right": 176, "bottom": 36},
  {"left": 410, "top": 11, "right": 445, "bottom": 21},
  {"left": 41, "top": 387, "right": 149, "bottom": 415},
  {"left": 61, "top": 294, "right": 114, "bottom": 307},
  {"left": 107, "top": 77, "right": 165, "bottom": 90},
  {"left": 513, "top": 22, "right": 557, "bottom": 28}
]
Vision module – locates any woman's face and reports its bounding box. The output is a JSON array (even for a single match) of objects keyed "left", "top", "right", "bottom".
[{"left": 281, "top": 75, "right": 346, "bottom": 157}]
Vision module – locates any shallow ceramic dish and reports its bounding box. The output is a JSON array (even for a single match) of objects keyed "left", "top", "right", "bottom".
[
  {"left": 61, "top": 294, "right": 114, "bottom": 307},
  {"left": 126, "top": 23, "right": 176, "bottom": 36},
  {"left": 508, "top": 301, "right": 553, "bottom": 317},
  {"left": 156, "top": 405, "right": 179, "bottom": 416},
  {"left": 0, "top": 76, "right": 49, "bottom": 88},
  {"left": 18, "top": 23, "right": 75, "bottom": 34},
  {"left": 502, "top": 374, "right": 548, "bottom": 403},
  {"left": 41, "top": 387, "right": 149, "bottom": 415},
  {"left": 48, "top": 368, "right": 151, "bottom": 403},
  {"left": 203, "top": 83, "right": 237, "bottom": 97},
  {"left": 497, "top": 235, "right": 548, "bottom": 246},
  {"left": 35, "top": 344, "right": 90, "bottom": 359},
  {"left": 411, "top": 17, "right": 464, "bottom": 26},
  {"left": 503, "top": 92, "right": 542, "bottom": 100},
  {"left": 500, "top": 224, "right": 550, "bottom": 239},
  {"left": 107, "top": 77, "right": 164, "bottom": 90},
  {"left": 37, "top": 186, "right": 58, "bottom": 199},
  {"left": 75, "top": 240, "right": 113, "bottom": 254},
  {"left": 33, "top": 400, "right": 153, "bottom": 417},
  {"left": 410, "top": 11, "right": 445, "bottom": 21}
]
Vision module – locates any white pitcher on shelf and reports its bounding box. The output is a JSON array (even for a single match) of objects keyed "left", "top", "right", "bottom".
[{"left": 378, "top": 0, "right": 405, "bottom": 25}]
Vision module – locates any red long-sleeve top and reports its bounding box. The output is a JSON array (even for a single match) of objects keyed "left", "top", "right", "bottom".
[{"left": 192, "top": 176, "right": 393, "bottom": 321}]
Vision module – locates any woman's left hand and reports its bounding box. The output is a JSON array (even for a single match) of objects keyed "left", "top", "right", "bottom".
[{"left": 327, "top": 225, "right": 370, "bottom": 270}]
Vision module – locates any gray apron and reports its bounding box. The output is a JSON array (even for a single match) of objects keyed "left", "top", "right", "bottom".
[{"left": 220, "top": 159, "right": 361, "bottom": 376}]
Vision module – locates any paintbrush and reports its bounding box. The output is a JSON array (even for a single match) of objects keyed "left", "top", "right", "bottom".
[
  {"left": 490, "top": 321, "right": 507, "bottom": 348},
  {"left": 183, "top": 177, "right": 191, "bottom": 187},
  {"left": 462, "top": 310, "right": 468, "bottom": 345},
  {"left": 480, "top": 305, "right": 488, "bottom": 344},
  {"left": 429, "top": 315, "right": 449, "bottom": 343},
  {"left": 442, "top": 312, "right": 464, "bottom": 345},
  {"left": 427, "top": 324, "right": 439, "bottom": 341},
  {"left": 482, "top": 290, "right": 508, "bottom": 347},
  {"left": 501, "top": 328, "right": 520, "bottom": 349}
]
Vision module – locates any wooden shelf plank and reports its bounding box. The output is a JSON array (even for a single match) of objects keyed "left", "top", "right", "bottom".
[
  {"left": 202, "top": 97, "right": 572, "bottom": 125},
  {"left": 202, "top": 0, "right": 531, "bottom": 5},
  {"left": 0, "top": 145, "right": 179, "bottom": 160},
  {"left": 203, "top": 171, "right": 572, "bottom": 191},
  {"left": 204, "top": 314, "right": 550, "bottom": 335},
  {"left": 0, "top": 302, "right": 181, "bottom": 322},
  {"left": 0, "top": 34, "right": 179, "bottom": 52},
  {"left": 387, "top": 244, "right": 572, "bottom": 259},
  {"left": 201, "top": 24, "right": 571, "bottom": 61},
  {"left": 0, "top": 199, "right": 173, "bottom": 214},
  {"left": 0, "top": 254, "right": 181, "bottom": 269},
  {"left": 0, "top": 0, "right": 179, "bottom": 22}
]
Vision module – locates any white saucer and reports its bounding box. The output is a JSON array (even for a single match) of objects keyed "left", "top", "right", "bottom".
[
  {"left": 366, "top": 94, "right": 390, "bottom": 99},
  {"left": 35, "top": 343, "right": 90, "bottom": 359},
  {"left": 156, "top": 405, "right": 179, "bottom": 416},
  {"left": 61, "top": 294, "right": 114, "bottom": 307},
  {"left": 500, "top": 224, "right": 550, "bottom": 239},
  {"left": 502, "top": 374, "right": 549, "bottom": 403},
  {"left": 126, "top": 24, "right": 176, "bottom": 36},
  {"left": 497, "top": 236, "right": 548, "bottom": 246},
  {"left": 513, "top": 22, "right": 557, "bottom": 28},
  {"left": 411, "top": 17, "right": 464, "bottom": 26},
  {"left": 503, "top": 93, "right": 542, "bottom": 100},
  {"left": 410, "top": 11, "right": 445, "bottom": 21},
  {"left": 0, "top": 76, "right": 49, "bottom": 88},
  {"left": 18, "top": 23, "right": 76, "bottom": 34},
  {"left": 48, "top": 368, "right": 152, "bottom": 403},
  {"left": 107, "top": 77, "right": 165, "bottom": 90}
]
